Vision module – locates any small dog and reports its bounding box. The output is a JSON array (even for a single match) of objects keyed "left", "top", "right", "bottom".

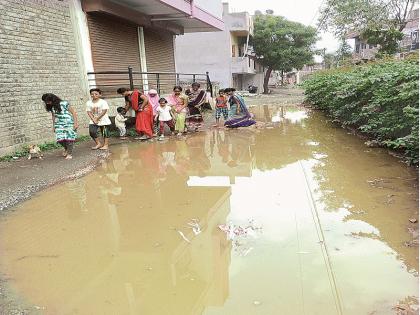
[{"left": 28, "top": 145, "right": 43, "bottom": 160}]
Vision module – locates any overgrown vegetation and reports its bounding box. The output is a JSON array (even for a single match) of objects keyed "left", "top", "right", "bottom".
[{"left": 302, "top": 56, "right": 419, "bottom": 164}]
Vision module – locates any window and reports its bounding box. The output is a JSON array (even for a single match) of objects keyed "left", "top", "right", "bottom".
[
  {"left": 254, "top": 59, "right": 256, "bottom": 69},
  {"left": 232, "top": 45, "right": 236, "bottom": 57},
  {"left": 361, "top": 43, "right": 366, "bottom": 49},
  {"left": 355, "top": 44, "right": 360, "bottom": 53},
  {"left": 412, "top": 30, "right": 419, "bottom": 43},
  {"left": 248, "top": 57, "right": 251, "bottom": 67}
]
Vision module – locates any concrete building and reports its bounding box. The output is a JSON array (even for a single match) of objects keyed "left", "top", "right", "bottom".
[
  {"left": 400, "top": 7, "right": 419, "bottom": 52},
  {"left": 348, "top": 3, "right": 419, "bottom": 61},
  {"left": 175, "top": 2, "right": 265, "bottom": 92},
  {"left": 0, "top": 0, "right": 223, "bottom": 155}
]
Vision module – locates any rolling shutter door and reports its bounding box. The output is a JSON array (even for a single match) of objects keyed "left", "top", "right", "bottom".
[
  {"left": 143, "top": 28, "right": 175, "bottom": 94},
  {"left": 87, "top": 14, "right": 141, "bottom": 94}
]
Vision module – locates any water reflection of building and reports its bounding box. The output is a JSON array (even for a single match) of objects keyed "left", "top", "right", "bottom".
[
  {"left": 61, "top": 142, "right": 234, "bottom": 314},
  {"left": 303, "top": 111, "right": 419, "bottom": 272}
]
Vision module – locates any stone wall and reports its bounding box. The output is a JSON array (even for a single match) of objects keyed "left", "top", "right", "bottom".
[{"left": 0, "top": 0, "right": 90, "bottom": 155}]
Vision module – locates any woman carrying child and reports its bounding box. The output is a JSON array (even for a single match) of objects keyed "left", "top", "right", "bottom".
[
  {"left": 213, "top": 89, "right": 229, "bottom": 127},
  {"left": 41, "top": 93, "right": 78, "bottom": 160},
  {"left": 155, "top": 98, "right": 175, "bottom": 141},
  {"left": 168, "top": 86, "right": 188, "bottom": 136},
  {"left": 86, "top": 88, "right": 112, "bottom": 150}
]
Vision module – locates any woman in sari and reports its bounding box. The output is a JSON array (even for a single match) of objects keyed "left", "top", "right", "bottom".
[
  {"left": 117, "top": 87, "right": 153, "bottom": 140},
  {"left": 224, "top": 88, "right": 256, "bottom": 128},
  {"left": 187, "top": 82, "right": 206, "bottom": 131},
  {"left": 168, "top": 86, "right": 188, "bottom": 136}
]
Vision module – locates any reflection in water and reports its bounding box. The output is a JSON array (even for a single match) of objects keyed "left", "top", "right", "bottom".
[{"left": 0, "top": 106, "right": 418, "bottom": 315}]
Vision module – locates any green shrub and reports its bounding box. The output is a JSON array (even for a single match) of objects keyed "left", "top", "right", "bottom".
[{"left": 302, "top": 57, "right": 419, "bottom": 164}]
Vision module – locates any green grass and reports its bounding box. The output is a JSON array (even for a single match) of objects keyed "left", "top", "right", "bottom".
[{"left": 0, "top": 135, "right": 92, "bottom": 162}]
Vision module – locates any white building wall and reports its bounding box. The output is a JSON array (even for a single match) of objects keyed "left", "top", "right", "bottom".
[
  {"left": 194, "top": 0, "right": 223, "bottom": 19},
  {"left": 175, "top": 29, "right": 232, "bottom": 89}
]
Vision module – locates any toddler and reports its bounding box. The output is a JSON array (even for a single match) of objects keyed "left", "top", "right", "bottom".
[
  {"left": 155, "top": 98, "right": 175, "bottom": 140},
  {"left": 115, "top": 107, "right": 128, "bottom": 139}
]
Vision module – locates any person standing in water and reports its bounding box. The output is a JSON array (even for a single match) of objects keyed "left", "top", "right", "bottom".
[
  {"left": 224, "top": 88, "right": 256, "bottom": 128},
  {"left": 214, "top": 89, "right": 229, "bottom": 127},
  {"left": 187, "top": 82, "right": 206, "bottom": 131},
  {"left": 155, "top": 97, "right": 175, "bottom": 140},
  {"left": 168, "top": 86, "right": 188, "bottom": 136}
]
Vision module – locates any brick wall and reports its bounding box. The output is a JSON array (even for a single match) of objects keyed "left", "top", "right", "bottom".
[{"left": 0, "top": 0, "right": 90, "bottom": 155}]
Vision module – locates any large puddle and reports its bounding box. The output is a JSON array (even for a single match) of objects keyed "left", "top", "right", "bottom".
[{"left": 0, "top": 106, "right": 418, "bottom": 315}]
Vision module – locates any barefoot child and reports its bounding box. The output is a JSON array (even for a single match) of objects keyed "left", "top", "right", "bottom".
[
  {"left": 115, "top": 107, "right": 128, "bottom": 139},
  {"left": 214, "top": 89, "right": 228, "bottom": 127},
  {"left": 155, "top": 98, "right": 175, "bottom": 140},
  {"left": 86, "top": 88, "right": 112, "bottom": 150},
  {"left": 42, "top": 93, "right": 78, "bottom": 160}
]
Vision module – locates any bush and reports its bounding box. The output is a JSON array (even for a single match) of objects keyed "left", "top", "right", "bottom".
[{"left": 302, "top": 56, "right": 419, "bottom": 165}]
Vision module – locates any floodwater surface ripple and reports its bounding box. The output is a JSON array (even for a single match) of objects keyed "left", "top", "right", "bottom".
[{"left": 0, "top": 107, "right": 418, "bottom": 315}]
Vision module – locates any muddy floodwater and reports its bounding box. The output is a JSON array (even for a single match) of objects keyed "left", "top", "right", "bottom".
[{"left": 0, "top": 106, "right": 418, "bottom": 315}]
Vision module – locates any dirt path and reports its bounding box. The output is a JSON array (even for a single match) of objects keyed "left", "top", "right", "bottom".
[{"left": 0, "top": 141, "right": 110, "bottom": 212}]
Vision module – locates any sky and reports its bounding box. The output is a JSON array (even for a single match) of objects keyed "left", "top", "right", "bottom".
[{"left": 226, "top": 0, "right": 341, "bottom": 55}]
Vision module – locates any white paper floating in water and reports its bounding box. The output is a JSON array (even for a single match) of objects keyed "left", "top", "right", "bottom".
[
  {"left": 177, "top": 230, "right": 191, "bottom": 243},
  {"left": 187, "top": 219, "right": 202, "bottom": 235}
]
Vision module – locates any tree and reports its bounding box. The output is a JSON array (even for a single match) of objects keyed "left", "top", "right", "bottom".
[
  {"left": 318, "top": 0, "right": 415, "bottom": 55},
  {"left": 336, "top": 39, "right": 352, "bottom": 60},
  {"left": 318, "top": 0, "right": 415, "bottom": 37},
  {"left": 252, "top": 15, "right": 318, "bottom": 94},
  {"left": 361, "top": 28, "right": 404, "bottom": 55},
  {"left": 323, "top": 52, "right": 337, "bottom": 69}
]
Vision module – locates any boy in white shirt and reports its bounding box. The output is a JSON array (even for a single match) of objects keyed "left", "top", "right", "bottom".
[
  {"left": 155, "top": 98, "right": 175, "bottom": 140},
  {"left": 86, "top": 88, "right": 112, "bottom": 150},
  {"left": 115, "top": 107, "right": 128, "bottom": 139}
]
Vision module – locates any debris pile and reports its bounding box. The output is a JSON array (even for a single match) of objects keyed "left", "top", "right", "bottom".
[{"left": 218, "top": 219, "right": 263, "bottom": 257}]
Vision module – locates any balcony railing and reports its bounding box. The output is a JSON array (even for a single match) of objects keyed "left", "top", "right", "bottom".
[
  {"left": 353, "top": 49, "right": 377, "bottom": 60},
  {"left": 87, "top": 67, "right": 213, "bottom": 98},
  {"left": 231, "top": 57, "right": 256, "bottom": 74}
]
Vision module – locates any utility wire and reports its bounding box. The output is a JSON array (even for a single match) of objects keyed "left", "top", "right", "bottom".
[
  {"left": 299, "top": 161, "right": 344, "bottom": 315},
  {"left": 310, "top": 0, "right": 327, "bottom": 26},
  {"left": 316, "top": 0, "right": 341, "bottom": 32}
]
